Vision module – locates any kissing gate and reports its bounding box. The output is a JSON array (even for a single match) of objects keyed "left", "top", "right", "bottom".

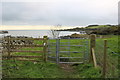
[{"left": 47, "top": 38, "right": 89, "bottom": 64}]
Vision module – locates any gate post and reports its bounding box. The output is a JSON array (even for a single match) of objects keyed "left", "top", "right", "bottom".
[
  {"left": 89, "top": 34, "right": 96, "bottom": 63},
  {"left": 43, "top": 36, "right": 48, "bottom": 62},
  {"left": 56, "top": 38, "right": 60, "bottom": 64}
]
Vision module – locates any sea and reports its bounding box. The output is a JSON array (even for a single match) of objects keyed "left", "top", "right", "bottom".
[{"left": 0, "top": 30, "right": 80, "bottom": 38}]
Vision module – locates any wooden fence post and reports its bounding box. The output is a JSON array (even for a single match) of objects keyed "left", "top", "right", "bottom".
[
  {"left": 43, "top": 36, "right": 48, "bottom": 62},
  {"left": 7, "top": 36, "right": 11, "bottom": 59},
  {"left": 90, "top": 34, "right": 96, "bottom": 63},
  {"left": 103, "top": 39, "right": 107, "bottom": 78},
  {"left": 92, "top": 48, "right": 97, "bottom": 68}
]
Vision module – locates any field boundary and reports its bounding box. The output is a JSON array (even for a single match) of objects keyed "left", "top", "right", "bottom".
[
  {"left": 90, "top": 34, "right": 119, "bottom": 78},
  {"left": 2, "top": 36, "right": 48, "bottom": 62}
]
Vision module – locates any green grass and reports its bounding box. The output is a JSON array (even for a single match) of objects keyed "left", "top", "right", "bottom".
[
  {"left": 74, "top": 64, "right": 102, "bottom": 78},
  {"left": 86, "top": 25, "right": 110, "bottom": 29},
  {"left": 3, "top": 60, "right": 65, "bottom": 78},
  {"left": 95, "top": 35, "right": 119, "bottom": 78},
  {"left": 2, "top": 35, "right": 119, "bottom": 78},
  {"left": 3, "top": 59, "right": 102, "bottom": 78}
]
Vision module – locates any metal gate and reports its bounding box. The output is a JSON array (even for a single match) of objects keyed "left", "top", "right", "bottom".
[{"left": 47, "top": 37, "right": 89, "bottom": 64}]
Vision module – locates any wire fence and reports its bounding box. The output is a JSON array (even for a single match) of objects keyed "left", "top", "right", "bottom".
[{"left": 95, "top": 39, "right": 119, "bottom": 78}]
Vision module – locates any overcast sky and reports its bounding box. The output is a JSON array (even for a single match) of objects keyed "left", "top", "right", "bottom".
[{"left": 0, "top": 0, "right": 119, "bottom": 30}]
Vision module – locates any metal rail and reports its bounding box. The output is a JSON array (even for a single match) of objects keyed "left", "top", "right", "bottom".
[
  {"left": 48, "top": 38, "right": 89, "bottom": 64},
  {"left": 59, "top": 57, "right": 83, "bottom": 59},
  {"left": 59, "top": 62, "right": 83, "bottom": 64},
  {"left": 59, "top": 51, "right": 83, "bottom": 53},
  {"left": 49, "top": 45, "right": 84, "bottom": 47}
]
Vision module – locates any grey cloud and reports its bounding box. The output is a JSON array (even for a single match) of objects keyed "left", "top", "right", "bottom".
[{"left": 1, "top": 1, "right": 118, "bottom": 26}]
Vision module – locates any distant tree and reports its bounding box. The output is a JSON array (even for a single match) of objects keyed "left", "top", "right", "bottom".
[
  {"left": 87, "top": 25, "right": 99, "bottom": 27},
  {"left": 48, "top": 24, "right": 61, "bottom": 39},
  {"left": 106, "top": 24, "right": 111, "bottom": 26}
]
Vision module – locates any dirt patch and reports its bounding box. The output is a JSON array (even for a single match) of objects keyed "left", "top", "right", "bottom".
[{"left": 59, "top": 64, "right": 75, "bottom": 73}]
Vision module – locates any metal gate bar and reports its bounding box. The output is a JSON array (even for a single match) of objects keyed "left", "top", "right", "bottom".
[
  {"left": 48, "top": 37, "right": 89, "bottom": 64},
  {"left": 59, "top": 57, "right": 83, "bottom": 58},
  {"left": 59, "top": 62, "right": 83, "bottom": 64},
  {"left": 50, "top": 45, "right": 84, "bottom": 47},
  {"left": 59, "top": 51, "right": 83, "bottom": 53}
]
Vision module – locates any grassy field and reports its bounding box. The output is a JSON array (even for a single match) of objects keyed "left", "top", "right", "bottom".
[
  {"left": 86, "top": 25, "right": 111, "bottom": 29},
  {"left": 2, "top": 35, "right": 119, "bottom": 78},
  {"left": 95, "top": 35, "right": 119, "bottom": 78}
]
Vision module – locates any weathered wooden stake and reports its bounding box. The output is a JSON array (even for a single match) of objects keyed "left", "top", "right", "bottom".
[
  {"left": 90, "top": 34, "right": 96, "bottom": 63},
  {"left": 92, "top": 48, "right": 97, "bottom": 68},
  {"left": 103, "top": 39, "right": 107, "bottom": 78},
  {"left": 43, "top": 36, "right": 48, "bottom": 62}
]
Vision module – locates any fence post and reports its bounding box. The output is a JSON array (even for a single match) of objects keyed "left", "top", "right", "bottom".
[
  {"left": 92, "top": 48, "right": 97, "bottom": 68},
  {"left": 43, "top": 36, "right": 48, "bottom": 62},
  {"left": 103, "top": 39, "right": 107, "bottom": 78},
  {"left": 7, "top": 36, "right": 11, "bottom": 59},
  {"left": 90, "top": 34, "right": 96, "bottom": 63}
]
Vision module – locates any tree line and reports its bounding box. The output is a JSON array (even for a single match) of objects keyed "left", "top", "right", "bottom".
[{"left": 59, "top": 25, "right": 119, "bottom": 35}]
